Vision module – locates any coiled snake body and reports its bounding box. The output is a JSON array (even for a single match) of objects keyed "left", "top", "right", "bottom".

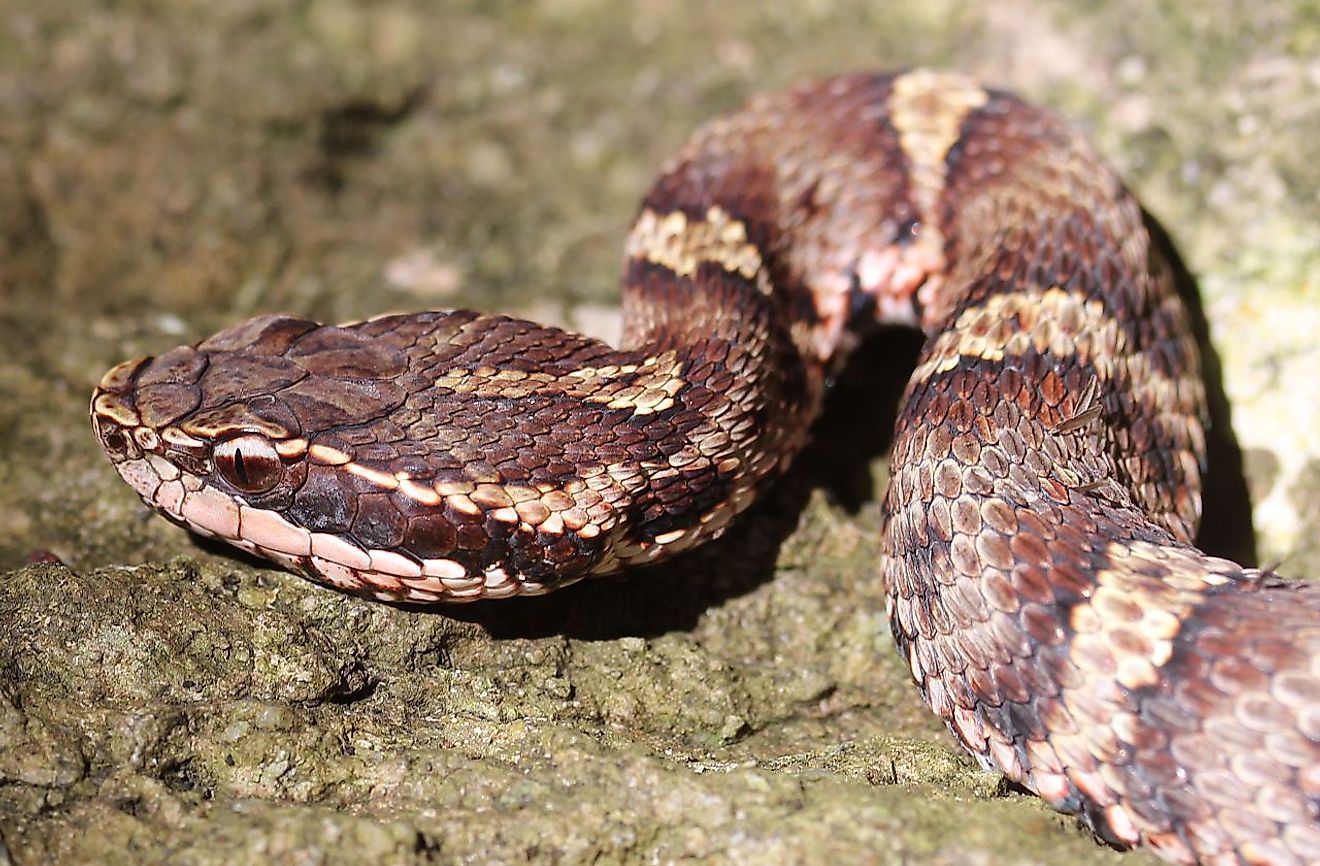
[{"left": 92, "top": 70, "right": 1320, "bottom": 864}]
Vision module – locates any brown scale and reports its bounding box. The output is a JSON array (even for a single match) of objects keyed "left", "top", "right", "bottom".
[{"left": 91, "top": 70, "right": 1319, "bottom": 864}]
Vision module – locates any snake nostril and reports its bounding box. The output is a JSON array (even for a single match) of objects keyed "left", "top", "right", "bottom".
[{"left": 99, "top": 424, "right": 131, "bottom": 459}]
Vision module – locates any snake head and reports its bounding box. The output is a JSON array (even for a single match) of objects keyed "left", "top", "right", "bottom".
[{"left": 90, "top": 312, "right": 660, "bottom": 604}]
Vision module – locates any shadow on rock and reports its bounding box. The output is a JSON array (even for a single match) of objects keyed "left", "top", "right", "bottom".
[{"left": 442, "top": 325, "right": 926, "bottom": 641}]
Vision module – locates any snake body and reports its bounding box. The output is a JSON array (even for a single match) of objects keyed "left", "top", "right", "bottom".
[{"left": 91, "top": 70, "right": 1320, "bottom": 864}]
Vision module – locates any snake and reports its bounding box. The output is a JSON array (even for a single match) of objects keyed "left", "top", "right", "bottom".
[{"left": 90, "top": 69, "right": 1320, "bottom": 864}]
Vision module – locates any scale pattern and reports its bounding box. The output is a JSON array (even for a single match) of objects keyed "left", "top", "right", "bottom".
[{"left": 91, "top": 70, "right": 1320, "bottom": 864}]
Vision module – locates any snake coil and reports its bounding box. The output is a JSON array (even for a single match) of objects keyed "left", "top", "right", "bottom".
[{"left": 92, "top": 70, "right": 1320, "bottom": 865}]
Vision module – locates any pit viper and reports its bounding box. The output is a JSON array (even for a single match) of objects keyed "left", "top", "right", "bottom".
[{"left": 92, "top": 70, "right": 1320, "bottom": 865}]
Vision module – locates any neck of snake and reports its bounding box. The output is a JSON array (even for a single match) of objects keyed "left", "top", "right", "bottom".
[{"left": 604, "top": 255, "right": 831, "bottom": 563}]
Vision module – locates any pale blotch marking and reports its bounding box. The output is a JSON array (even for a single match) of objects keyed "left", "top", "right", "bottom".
[
  {"left": 470, "top": 484, "right": 514, "bottom": 509},
  {"left": 910, "top": 285, "right": 1196, "bottom": 431},
  {"left": 433, "top": 350, "right": 686, "bottom": 417},
  {"left": 434, "top": 479, "right": 473, "bottom": 497},
  {"left": 888, "top": 69, "right": 989, "bottom": 241},
  {"left": 440, "top": 493, "right": 478, "bottom": 517},
  {"left": 275, "top": 437, "right": 308, "bottom": 458},
  {"left": 490, "top": 507, "right": 520, "bottom": 524},
  {"left": 887, "top": 69, "right": 989, "bottom": 316},
  {"left": 626, "top": 205, "right": 767, "bottom": 291},
  {"left": 1067, "top": 539, "right": 1233, "bottom": 691},
  {"left": 1040, "top": 539, "right": 1239, "bottom": 848},
  {"left": 161, "top": 427, "right": 206, "bottom": 450},
  {"left": 346, "top": 462, "right": 399, "bottom": 491},
  {"left": 397, "top": 477, "right": 441, "bottom": 506},
  {"left": 93, "top": 391, "right": 142, "bottom": 429},
  {"left": 309, "top": 444, "right": 352, "bottom": 465},
  {"left": 568, "top": 351, "right": 686, "bottom": 415},
  {"left": 180, "top": 413, "right": 292, "bottom": 443}
]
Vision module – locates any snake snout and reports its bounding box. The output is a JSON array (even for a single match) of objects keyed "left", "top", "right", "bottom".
[{"left": 90, "top": 356, "right": 154, "bottom": 463}]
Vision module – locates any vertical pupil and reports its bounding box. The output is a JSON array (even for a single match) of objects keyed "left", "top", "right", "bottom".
[{"left": 215, "top": 434, "right": 281, "bottom": 493}]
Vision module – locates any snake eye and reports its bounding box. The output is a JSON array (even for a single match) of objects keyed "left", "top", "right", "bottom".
[{"left": 214, "top": 434, "right": 284, "bottom": 493}]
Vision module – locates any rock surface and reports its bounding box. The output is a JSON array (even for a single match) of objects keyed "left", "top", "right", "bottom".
[{"left": 2, "top": 2, "right": 1318, "bottom": 864}]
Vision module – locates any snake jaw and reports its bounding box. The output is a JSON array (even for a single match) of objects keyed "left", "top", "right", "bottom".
[
  {"left": 91, "top": 410, "right": 547, "bottom": 604},
  {"left": 92, "top": 411, "right": 553, "bottom": 604}
]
